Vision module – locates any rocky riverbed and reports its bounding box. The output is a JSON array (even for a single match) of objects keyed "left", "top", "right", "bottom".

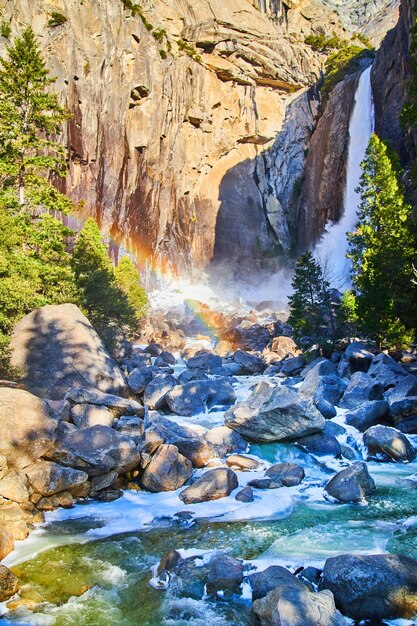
[{"left": 1, "top": 298, "right": 417, "bottom": 625}]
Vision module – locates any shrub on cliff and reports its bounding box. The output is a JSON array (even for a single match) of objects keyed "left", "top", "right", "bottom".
[
  {"left": 322, "top": 46, "right": 375, "bottom": 101},
  {"left": 115, "top": 256, "right": 148, "bottom": 322},
  {"left": 347, "top": 134, "right": 417, "bottom": 349}
]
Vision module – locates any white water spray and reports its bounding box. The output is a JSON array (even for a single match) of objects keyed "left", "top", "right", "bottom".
[{"left": 314, "top": 65, "right": 374, "bottom": 285}]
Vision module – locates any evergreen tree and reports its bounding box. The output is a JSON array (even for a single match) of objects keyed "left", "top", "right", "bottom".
[
  {"left": 0, "top": 27, "right": 70, "bottom": 207},
  {"left": 288, "top": 252, "right": 329, "bottom": 341},
  {"left": 72, "top": 218, "right": 138, "bottom": 339},
  {"left": 115, "top": 256, "right": 148, "bottom": 321},
  {"left": 347, "top": 133, "right": 416, "bottom": 349}
]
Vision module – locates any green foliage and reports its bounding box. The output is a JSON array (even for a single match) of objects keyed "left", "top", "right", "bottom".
[
  {"left": 353, "top": 32, "right": 373, "bottom": 48},
  {"left": 0, "top": 22, "right": 11, "bottom": 39},
  {"left": 177, "top": 39, "right": 202, "bottom": 63},
  {"left": 120, "top": 0, "right": 153, "bottom": 31},
  {"left": 322, "top": 46, "right": 375, "bottom": 101},
  {"left": 153, "top": 28, "right": 166, "bottom": 43},
  {"left": 159, "top": 49, "right": 167, "bottom": 59},
  {"left": 47, "top": 12, "right": 68, "bottom": 27},
  {"left": 72, "top": 219, "right": 139, "bottom": 341},
  {"left": 304, "top": 33, "right": 347, "bottom": 53},
  {"left": 288, "top": 252, "right": 337, "bottom": 344},
  {"left": 347, "top": 134, "right": 417, "bottom": 349},
  {"left": 115, "top": 256, "right": 148, "bottom": 321},
  {"left": 0, "top": 27, "right": 71, "bottom": 208}
]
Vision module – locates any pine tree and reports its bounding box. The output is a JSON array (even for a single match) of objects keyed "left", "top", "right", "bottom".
[
  {"left": 347, "top": 133, "right": 416, "bottom": 349},
  {"left": 115, "top": 256, "right": 148, "bottom": 321},
  {"left": 288, "top": 252, "right": 329, "bottom": 341},
  {"left": 72, "top": 218, "right": 138, "bottom": 338},
  {"left": 0, "top": 27, "right": 70, "bottom": 207}
]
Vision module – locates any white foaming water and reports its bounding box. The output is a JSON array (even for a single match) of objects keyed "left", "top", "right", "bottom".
[{"left": 314, "top": 65, "right": 374, "bottom": 286}]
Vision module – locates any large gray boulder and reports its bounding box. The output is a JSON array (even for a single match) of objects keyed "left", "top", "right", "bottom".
[
  {"left": 143, "top": 374, "right": 178, "bottom": 410},
  {"left": 179, "top": 467, "right": 238, "bottom": 504},
  {"left": 204, "top": 426, "right": 247, "bottom": 457},
  {"left": 46, "top": 422, "right": 140, "bottom": 476},
  {"left": 10, "top": 303, "right": 127, "bottom": 399},
  {"left": 319, "top": 553, "right": 417, "bottom": 620},
  {"left": 166, "top": 379, "right": 236, "bottom": 417},
  {"left": 339, "top": 372, "right": 383, "bottom": 409},
  {"left": 363, "top": 425, "right": 416, "bottom": 462},
  {"left": 344, "top": 400, "right": 389, "bottom": 432},
  {"left": 140, "top": 444, "right": 192, "bottom": 492},
  {"left": 252, "top": 583, "right": 349, "bottom": 626},
  {"left": 144, "top": 415, "right": 215, "bottom": 467},
  {"left": 71, "top": 404, "right": 114, "bottom": 428},
  {"left": 232, "top": 349, "right": 265, "bottom": 374},
  {"left": 324, "top": 462, "right": 376, "bottom": 503},
  {"left": 0, "top": 388, "right": 57, "bottom": 469},
  {"left": 368, "top": 353, "right": 408, "bottom": 389},
  {"left": 24, "top": 460, "right": 89, "bottom": 496},
  {"left": 224, "top": 381, "right": 325, "bottom": 443},
  {"left": 337, "top": 342, "right": 373, "bottom": 378},
  {"left": 206, "top": 552, "right": 244, "bottom": 595},
  {"left": 248, "top": 565, "right": 304, "bottom": 602},
  {"left": 296, "top": 421, "right": 342, "bottom": 458},
  {"left": 66, "top": 387, "right": 144, "bottom": 416},
  {"left": 265, "top": 462, "right": 305, "bottom": 486},
  {"left": 387, "top": 375, "right": 417, "bottom": 433},
  {"left": 186, "top": 353, "right": 222, "bottom": 373}
]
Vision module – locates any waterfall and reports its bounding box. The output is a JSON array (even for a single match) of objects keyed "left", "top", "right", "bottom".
[{"left": 314, "top": 65, "right": 374, "bottom": 286}]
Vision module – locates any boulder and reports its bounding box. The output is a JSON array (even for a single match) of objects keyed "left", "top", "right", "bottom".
[
  {"left": 144, "top": 415, "right": 215, "bottom": 467},
  {"left": 204, "top": 426, "right": 247, "bottom": 457},
  {"left": 344, "top": 400, "right": 389, "bottom": 432},
  {"left": 0, "top": 388, "right": 57, "bottom": 469},
  {"left": 235, "top": 486, "right": 254, "bottom": 502},
  {"left": 206, "top": 552, "right": 244, "bottom": 595},
  {"left": 114, "top": 416, "right": 144, "bottom": 442},
  {"left": 0, "top": 565, "right": 19, "bottom": 602},
  {"left": 264, "top": 462, "right": 305, "bottom": 486},
  {"left": 178, "top": 369, "right": 209, "bottom": 384},
  {"left": 0, "top": 470, "right": 29, "bottom": 503},
  {"left": 296, "top": 427, "right": 341, "bottom": 458},
  {"left": 248, "top": 478, "right": 281, "bottom": 489},
  {"left": 37, "top": 491, "right": 74, "bottom": 510},
  {"left": 313, "top": 376, "right": 347, "bottom": 407},
  {"left": 186, "top": 353, "right": 223, "bottom": 373},
  {"left": 179, "top": 468, "right": 238, "bottom": 504},
  {"left": 24, "top": 460, "right": 89, "bottom": 496},
  {"left": 0, "top": 529, "right": 14, "bottom": 560},
  {"left": 319, "top": 553, "right": 417, "bottom": 620},
  {"left": 156, "top": 351, "right": 177, "bottom": 366},
  {"left": 301, "top": 358, "right": 336, "bottom": 380},
  {"left": 46, "top": 422, "right": 140, "bottom": 476},
  {"left": 90, "top": 470, "right": 118, "bottom": 494},
  {"left": 71, "top": 403, "right": 114, "bottom": 428},
  {"left": 339, "top": 372, "right": 383, "bottom": 409},
  {"left": 127, "top": 366, "right": 155, "bottom": 394},
  {"left": 166, "top": 379, "right": 236, "bottom": 417},
  {"left": 144, "top": 343, "right": 164, "bottom": 357},
  {"left": 252, "top": 584, "right": 349, "bottom": 626},
  {"left": 281, "top": 356, "right": 305, "bottom": 375},
  {"left": 0, "top": 501, "right": 29, "bottom": 539},
  {"left": 368, "top": 353, "right": 408, "bottom": 389},
  {"left": 337, "top": 342, "right": 373, "bottom": 377},
  {"left": 386, "top": 374, "right": 417, "bottom": 404},
  {"left": 324, "top": 462, "right": 376, "bottom": 503},
  {"left": 269, "top": 336, "right": 300, "bottom": 359},
  {"left": 143, "top": 375, "right": 178, "bottom": 409},
  {"left": 170, "top": 556, "right": 211, "bottom": 599},
  {"left": 249, "top": 565, "right": 305, "bottom": 602},
  {"left": 232, "top": 349, "right": 265, "bottom": 374},
  {"left": 10, "top": 303, "right": 127, "bottom": 399},
  {"left": 226, "top": 454, "right": 260, "bottom": 471},
  {"left": 224, "top": 381, "right": 325, "bottom": 443},
  {"left": 363, "top": 425, "right": 416, "bottom": 462},
  {"left": 140, "top": 444, "right": 192, "bottom": 492},
  {"left": 389, "top": 396, "right": 417, "bottom": 433},
  {"left": 66, "top": 387, "right": 144, "bottom": 416},
  {"left": 315, "top": 397, "right": 337, "bottom": 419}
]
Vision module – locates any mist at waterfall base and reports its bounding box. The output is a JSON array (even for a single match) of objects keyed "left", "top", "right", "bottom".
[{"left": 313, "top": 66, "right": 374, "bottom": 287}]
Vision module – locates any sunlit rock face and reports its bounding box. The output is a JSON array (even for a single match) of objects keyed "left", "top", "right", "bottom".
[
  {"left": 321, "top": 0, "right": 400, "bottom": 45},
  {"left": 0, "top": 0, "right": 397, "bottom": 274}
]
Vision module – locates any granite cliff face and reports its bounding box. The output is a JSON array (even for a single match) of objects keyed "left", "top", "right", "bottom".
[{"left": 0, "top": 0, "right": 400, "bottom": 275}]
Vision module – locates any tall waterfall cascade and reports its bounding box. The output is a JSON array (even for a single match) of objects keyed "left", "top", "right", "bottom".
[{"left": 314, "top": 66, "right": 374, "bottom": 285}]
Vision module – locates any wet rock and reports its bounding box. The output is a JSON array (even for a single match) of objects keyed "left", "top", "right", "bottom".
[
  {"left": 144, "top": 415, "right": 215, "bottom": 467},
  {"left": 226, "top": 454, "right": 260, "bottom": 471},
  {"left": 363, "top": 425, "right": 416, "bottom": 462},
  {"left": 0, "top": 565, "right": 19, "bottom": 602},
  {"left": 235, "top": 486, "right": 254, "bottom": 502},
  {"left": 224, "top": 381, "right": 325, "bottom": 443},
  {"left": 298, "top": 566, "right": 322, "bottom": 589},
  {"left": 171, "top": 557, "right": 211, "bottom": 599},
  {"left": 141, "top": 444, "right": 192, "bottom": 492},
  {"left": 204, "top": 426, "right": 247, "bottom": 457},
  {"left": 368, "top": 353, "right": 409, "bottom": 389},
  {"left": 0, "top": 529, "right": 14, "bottom": 560},
  {"left": 143, "top": 374, "right": 179, "bottom": 410},
  {"left": 232, "top": 349, "right": 265, "bottom": 374},
  {"left": 157, "top": 549, "right": 183, "bottom": 576},
  {"left": 315, "top": 397, "right": 337, "bottom": 419},
  {"left": 319, "top": 553, "right": 417, "bottom": 620},
  {"left": 339, "top": 372, "right": 384, "bottom": 409},
  {"left": 252, "top": 584, "right": 349, "bottom": 626},
  {"left": 10, "top": 303, "right": 127, "bottom": 399},
  {"left": 247, "top": 478, "right": 281, "bottom": 489},
  {"left": 206, "top": 552, "right": 243, "bottom": 595},
  {"left": 66, "top": 387, "right": 144, "bottom": 417},
  {"left": 337, "top": 342, "right": 374, "bottom": 378},
  {"left": 166, "top": 379, "right": 236, "bottom": 417},
  {"left": 95, "top": 488, "right": 123, "bottom": 502},
  {"left": 265, "top": 462, "right": 305, "bottom": 486},
  {"left": 127, "top": 367, "right": 155, "bottom": 394},
  {"left": 179, "top": 468, "right": 238, "bottom": 504},
  {"left": 186, "top": 353, "right": 222, "bottom": 373},
  {"left": 344, "top": 400, "right": 389, "bottom": 431},
  {"left": 47, "top": 422, "right": 140, "bottom": 476},
  {"left": 324, "top": 462, "right": 376, "bottom": 503},
  {"left": 249, "top": 565, "right": 305, "bottom": 601},
  {"left": 24, "top": 460, "right": 89, "bottom": 497},
  {"left": 296, "top": 426, "right": 341, "bottom": 458},
  {"left": 0, "top": 388, "right": 57, "bottom": 470},
  {"left": 71, "top": 403, "right": 114, "bottom": 428}
]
